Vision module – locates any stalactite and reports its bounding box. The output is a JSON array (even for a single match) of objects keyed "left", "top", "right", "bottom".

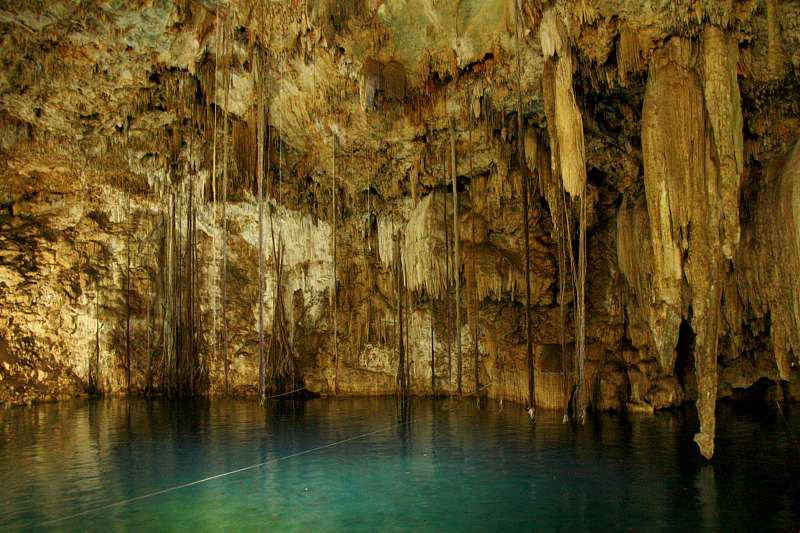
[
  {"left": 640, "top": 37, "right": 726, "bottom": 458},
  {"left": 766, "top": 0, "right": 785, "bottom": 79},
  {"left": 451, "top": 118, "right": 462, "bottom": 398},
  {"left": 737, "top": 139, "right": 800, "bottom": 387},
  {"left": 515, "top": 0, "right": 535, "bottom": 417},
  {"left": 398, "top": 193, "right": 450, "bottom": 298},
  {"left": 616, "top": 23, "right": 647, "bottom": 87},
  {"left": 701, "top": 25, "right": 743, "bottom": 259}
]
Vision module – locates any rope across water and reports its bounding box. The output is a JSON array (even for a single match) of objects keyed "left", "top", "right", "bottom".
[
  {"left": 41, "top": 415, "right": 412, "bottom": 527},
  {"left": 263, "top": 386, "right": 306, "bottom": 400}
]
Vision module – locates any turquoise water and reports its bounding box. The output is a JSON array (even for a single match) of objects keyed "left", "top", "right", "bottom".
[{"left": 0, "top": 397, "right": 798, "bottom": 531}]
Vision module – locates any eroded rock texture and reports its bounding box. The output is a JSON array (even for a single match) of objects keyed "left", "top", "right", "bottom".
[{"left": 1, "top": 1, "right": 799, "bottom": 458}]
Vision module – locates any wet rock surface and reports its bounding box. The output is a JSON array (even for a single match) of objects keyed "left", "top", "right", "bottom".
[{"left": 1, "top": 1, "right": 799, "bottom": 458}]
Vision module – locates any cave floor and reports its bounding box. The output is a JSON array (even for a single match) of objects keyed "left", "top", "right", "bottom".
[{"left": 1, "top": 398, "right": 798, "bottom": 531}]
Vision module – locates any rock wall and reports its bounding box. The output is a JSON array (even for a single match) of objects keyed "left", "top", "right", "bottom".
[{"left": 1, "top": 1, "right": 800, "bottom": 459}]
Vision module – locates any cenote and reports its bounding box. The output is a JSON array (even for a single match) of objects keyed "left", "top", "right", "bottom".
[
  {"left": 1, "top": 398, "right": 798, "bottom": 531},
  {"left": 3, "top": 0, "right": 800, "bottom": 530}
]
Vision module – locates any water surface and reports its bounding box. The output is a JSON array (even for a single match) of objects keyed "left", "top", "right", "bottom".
[{"left": 1, "top": 398, "right": 798, "bottom": 531}]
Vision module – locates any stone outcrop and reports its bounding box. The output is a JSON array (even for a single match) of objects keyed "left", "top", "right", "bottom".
[{"left": 736, "top": 140, "right": 800, "bottom": 386}]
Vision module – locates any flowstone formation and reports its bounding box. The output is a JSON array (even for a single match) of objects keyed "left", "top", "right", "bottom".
[{"left": 1, "top": 0, "right": 799, "bottom": 458}]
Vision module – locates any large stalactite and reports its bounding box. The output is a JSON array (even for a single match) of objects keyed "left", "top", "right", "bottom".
[{"left": 636, "top": 29, "right": 748, "bottom": 458}]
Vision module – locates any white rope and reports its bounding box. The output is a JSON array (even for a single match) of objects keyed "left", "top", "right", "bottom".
[
  {"left": 41, "top": 417, "right": 411, "bottom": 526},
  {"left": 264, "top": 386, "right": 306, "bottom": 400}
]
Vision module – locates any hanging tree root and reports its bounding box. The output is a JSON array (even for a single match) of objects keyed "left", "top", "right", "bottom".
[
  {"left": 266, "top": 241, "right": 299, "bottom": 396},
  {"left": 514, "top": 0, "right": 535, "bottom": 419}
]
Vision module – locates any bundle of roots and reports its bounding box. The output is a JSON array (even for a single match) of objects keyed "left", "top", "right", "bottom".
[{"left": 266, "top": 241, "right": 299, "bottom": 395}]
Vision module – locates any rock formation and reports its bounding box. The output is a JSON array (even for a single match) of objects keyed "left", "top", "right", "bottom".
[{"left": 1, "top": 0, "right": 799, "bottom": 459}]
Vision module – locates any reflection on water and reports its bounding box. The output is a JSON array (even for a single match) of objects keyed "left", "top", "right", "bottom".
[{"left": 0, "top": 398, "right": 798, "bottom": 531}]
